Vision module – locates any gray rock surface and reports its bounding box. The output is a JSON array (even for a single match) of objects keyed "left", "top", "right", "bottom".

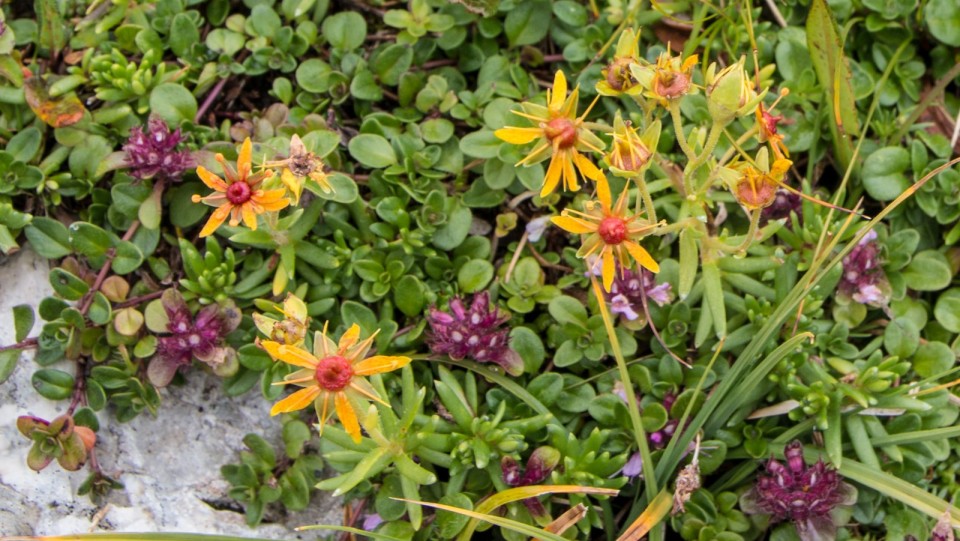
[{"left": 0, "top": 248, "right": 341, "bottom": 537}]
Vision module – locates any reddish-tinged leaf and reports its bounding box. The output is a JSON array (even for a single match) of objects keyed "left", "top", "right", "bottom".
[{"left": 24, "top": 76, "right": 86, "bottom": 128}]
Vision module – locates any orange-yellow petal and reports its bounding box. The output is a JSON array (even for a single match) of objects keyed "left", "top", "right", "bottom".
[
  {"left": 353, "top": 355, "right": 412, "bottom": 376},
  {"left": 625, "top": 241, "right": 660, "bottom": 273},
  {"left": 316, "top": 392, "right": 332, "bottom": 435},
  {"left": 197, "top": 166, "right": 228, "bottom": 192},
  {"left": 270, "top": 385, "right": 320, "bottom": 416},
  {"left": 241, "top": 203, "right": 258, "bottom": 230},
  {"left": 274, "top": 344, "right": 319, "bottom": 369},
  {"left": 562, "top": 151, "right": 578, "bottom": 192},
  {"left": 198, "top": 203, "right": 232, "bottom": 238},
  {"left": 550, "top": 71, "right": 567, "bottom": 111},
  {"left": 495, "top": 127, "right": 543, "bottom": 145},
  {"left": 540, "top": 154, "right": 563, "bottom": 198},
  {"left": 595, "top": 174, "right": 612, "bottom": 210},
  {"left": 551, "top": 215, "right": 596, "bottom": 234},
  {"left": 574, "top": 152, "right": 605, "bottom": 184},
  {"left": 335, "top": 392, "right": 362, "bottom": 443},
  {"left": 601, "top": 249, "right": 616, "bottom": 292},
  {"left": 350, "top": 378, "right": 389, "bottom": 406},
  {"left": 770, "top": 158, "right": 793, "bottom": 182},
  {"left": 238, "top": 138, "right": 253, "bottom": 179},
  {"left": 337, "top": 324, "right": 361, "bottom": 356}
]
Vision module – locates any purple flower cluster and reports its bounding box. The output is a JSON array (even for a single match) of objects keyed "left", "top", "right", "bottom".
[
  {"left": 608, "top": 268, "right": 673, "bottom": 321},
  {"left": 148, "top": 290, "right": 240, "bottom": 387},
  {"left": 741, "top": 441, "right": 857, "bottom": 541},
  {"left": 426, "top": 291, "right": 522, "bottom": 375},
  {"left": 123, "top": 117, "right": 192, "bottom": 181},
  {"left": 838, "top": 230, "right": 889, "bottom": 306}
]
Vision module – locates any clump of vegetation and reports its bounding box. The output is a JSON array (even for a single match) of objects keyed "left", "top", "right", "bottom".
[{"left": 3, "top": 0, "right": 960, "bottom": 539}]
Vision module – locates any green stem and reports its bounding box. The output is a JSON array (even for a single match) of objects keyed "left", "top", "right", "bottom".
[
  {"left": 729, "top": 209, "right": 762, "bottom": 254},
  {"left": 669, "top": 100, "right": 696, "bottom": 165},
  {"left": 590, "top": 277, "right": 658, "bottom": 500},
  {"left": 686, "top": 121, "right": 724, "bottom": 180},
  {"left": 636, "top": 178, "right": 657, "bottom": 223}
]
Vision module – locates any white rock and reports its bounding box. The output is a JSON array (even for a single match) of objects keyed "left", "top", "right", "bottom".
[{"left": 0, "top": 248, "right": 342, "bottom": 537}]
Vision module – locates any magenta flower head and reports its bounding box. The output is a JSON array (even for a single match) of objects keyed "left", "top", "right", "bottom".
[
  {"left": 148, "top": 290, "right": 241, "bottom": 387},
  {"left": 741, "top": 441, "right": 857, "bottom": 541},
  {"left": 838, "top": 230, "right": 890, "bottom": 307},
  {"left": 123, "top": 117, "right": 192, "bottom": 181},
  {"left": 426, "top": 291, "right": 523, "bottom": 375}
]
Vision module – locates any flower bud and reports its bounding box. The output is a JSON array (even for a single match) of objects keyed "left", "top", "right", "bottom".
[
  {"left": 501, "top": 456, "right": 522, "bottom": 486},
  {"left": 74, "top": 426, "right": 97, "bottom": 452},
  {"left": 707, "top": 59, "right": 762, "bottom": 126},
  {"left": 523, "top": 446, "right": 561, "bottom": 485}
]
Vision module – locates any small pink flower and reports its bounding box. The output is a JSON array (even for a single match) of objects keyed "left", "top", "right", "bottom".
[
  {"left": 502, "top": 447, "right": 561, "bottom": 518},
  {"left": 838, "top": 230, "right": 889, "bottom": 307},
  {"left": 607, "top": 268, "right": 674, "bottom": 321}
]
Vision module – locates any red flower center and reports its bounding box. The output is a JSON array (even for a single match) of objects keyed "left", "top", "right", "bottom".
[
  {"left": 598, "top": 217, "right": 627, "bottom": 245},
  {"left": 314, "top": 355, "right": 354, "bottom": 391},
  {"left": 225, "top": 181, "right": 252, "bottom": 205},
  {"left": 544, "top": 117, "right": 577, "bottom": 148}
]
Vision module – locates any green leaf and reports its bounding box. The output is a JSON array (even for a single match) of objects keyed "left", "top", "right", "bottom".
[
  {"left": 169, "top": 13, "right": 200, "bottom": 57},
  {"left": 436, "top": 493, "right": 473, "bottom": 539},
  {"left": 322, "top": 11, "right": 366, "bottom": 50},
  {"left": 32, "top": 368, "right": 75, "bottom": 400},
  {"left": 902, "top": 250, "right": 951, "bottom": 291},
  {"left": 934, "top": 288, "right": 960, "bottom": 333},
  {"left": 459, "top": 130, "right": 501, "bottom": 159},
  {"left": 394, "top": 275, "right": 426, "bottom": 316},
  {"left": 913, "top": 341, "right": 954, "bottom": 378},
  {"left": 372, "top": 44, "right": 413, "bottom": 86},
  {"left": 250, "top": 4, "right": 282, "bottom": 37},
  {"left": 510, "top": 327, "right": 545, "bottom": 373},
  {"left": 925, "top": 0, "right": 960, "bottom": 46},
  {"left": 112, "top": 240, "right": 145, "bottom": 275},
  {"left": 457, "top": 259, "right": 494, "bottom": 293},
  {"left": 13, "top": 304, "right": 35, "bottom": 342},
  {"left": 421, "top": 118, "right": 454, "bottom": 144},
  {"left": 282, "top": 420, "right": 311, "bottom": 459},
  {"left": 806, "top": 0, "right": 860, "bottom": 172},
  {"left": 341, "top": 301, "right": 378, "bottom": 336},
  {"left": 69, "top": 222, "right": 112, "bottom": 259},
  {"left": 295, "top": 58, "right": 331, "bottom": 93},
  {"left": 504, "top": 0, "right": 551, "bottom": 47},
  {"left": 0, "top": 349, "right": 20, "bottom": 384},
  {"left": 548, "top": 295, "right": 588, "bottom": 328},
  {"left": 349, "top": 134, "right": 397, "bottom": 168},
  {"left": 884, "top": 318, "right": 919, "bottom": 359},
  {"left": 24, "top": 217, "right": 72, "bottom": 259},
  {"left": 49, "top": 268, "right": 90, "bottom": 300},
  {"left": 862, "top": 147, "right": 911, "bottom": 201},
  {"left": 433, "top": 204, "right": 471, "bottom": 250},
  {"left": 150, "top": 83, "right": 198, "bottom": 124}
]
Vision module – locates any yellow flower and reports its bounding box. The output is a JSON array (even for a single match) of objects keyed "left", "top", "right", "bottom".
[
  {"left": 596, "top": 28, "right": 644, "bottom": 97},
  {"left": 261, "top": 323, "right": 411, "bottom": 443},
  {"left": 494, "top": 71, "right": 606, "bottom": 198},
  {"left": 262, "top": 134, "right": 334, "bottom": 204},
  {"left": 253, "top": 293, "right": 309, "bottom": 347},
  {"left": 192, "top": 138, "right": 290, "bottom": 237},
  {"left": 551, "top": 181, "right": 660, "bottom": 292},
  {"left": 631, "top": 48, "right": 699, "bottom": 105},
  {"left": 605, "top": 112, "right": 660, "bottom": 179},
  {"left": 721, "top": 147, "right": 793, "bottom": 210}
]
